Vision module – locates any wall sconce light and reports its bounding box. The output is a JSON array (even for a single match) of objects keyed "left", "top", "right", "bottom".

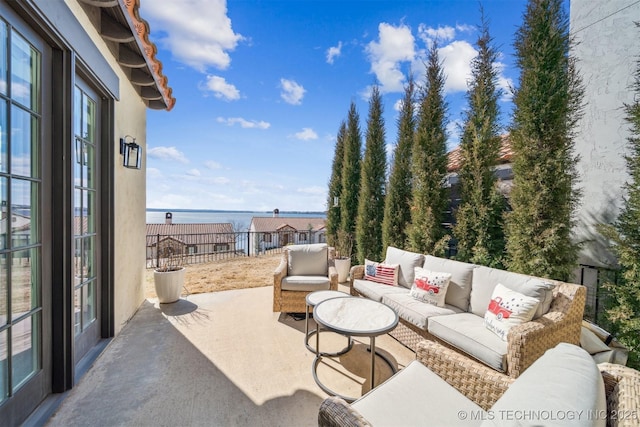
[{"left": 120, "top": 135, "right": 142, "bottom": 169}]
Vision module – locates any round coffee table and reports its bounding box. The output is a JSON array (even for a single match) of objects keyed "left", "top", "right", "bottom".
[
  {"left": 312, "top": 296, "right": 399, "bottom": 402},
  {"left": 304, "top": 290, "right": 352, "bottom": 356}
]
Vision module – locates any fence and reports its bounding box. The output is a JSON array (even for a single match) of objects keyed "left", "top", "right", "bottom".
[{"left": 145, "top": 229, "right": 326, "bottom": 268}]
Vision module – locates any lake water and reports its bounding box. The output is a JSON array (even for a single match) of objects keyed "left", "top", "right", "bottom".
[{"left": 146, "top": 209, "right": 326, "bottom": 231}]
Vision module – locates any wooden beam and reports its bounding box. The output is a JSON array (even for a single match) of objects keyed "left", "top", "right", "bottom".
[
  {"left": 118, "top": 44, "right": 146, "bottom": 68},
  {"left": 130, "top": 69, "right": 156, "bottom": 86},
  {"left": 101, "top": 10, "right": 134, "bottom": 43},
  {"left": 78, "top": 0, "right": 119, "bottom": 7},
  {"left": 140, "top": 86, "right": 162, "bottom": 100}
]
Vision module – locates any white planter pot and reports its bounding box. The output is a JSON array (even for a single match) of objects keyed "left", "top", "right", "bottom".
[
  {"left": 334, "top": 258, "right": 351, "bottom": 283},
  {"left": 153, "top": 267, "right": 186, "bottom": 303}
]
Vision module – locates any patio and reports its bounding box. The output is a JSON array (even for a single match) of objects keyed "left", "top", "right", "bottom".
[{"left": 45, "top": 285, "right": 414, "bottom": 426}]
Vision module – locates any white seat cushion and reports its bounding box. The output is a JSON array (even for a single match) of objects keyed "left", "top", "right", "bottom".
[
  {"left": 482, "top": 343, "right": 606, "bottom": 427},
  {"left": 382, "top": 293, "right": 463, "bottom": 330},
  {"left": 428, "top": 313, "right": 508, "bottom": 372},
  {"left": 353, "top": 279, "right": 409, "bottom": 302},
  {"left": 281, "top": 275, "right": 330, "bottom": 292},
  {"left": 353, "top": 360, "right": 484, "bottom": 427}
]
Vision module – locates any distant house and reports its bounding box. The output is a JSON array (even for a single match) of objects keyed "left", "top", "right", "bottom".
[
  {"left": 146, "top": 221, "right": 236, "bottom": 260},
  {"left": 444, "top": 134, "right": 514, "bottom": 225},
  {"left": 249, "top": 215, "right": 326, "bottom": 254}
]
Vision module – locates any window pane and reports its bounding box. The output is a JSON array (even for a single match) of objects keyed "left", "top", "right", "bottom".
[
  {"left": 0, "top": 100, "right": 7, "bottom": 173},
  {"left": 73, "top": 237, "right": 82, "bottom": 284},
  {"left": 74, "top": 288, "right": 81, "bottom": 336},
  {"left": 11, "top": 312, "right": 39, "bottom": 392},
  {"left": 83, "top": 143, "right": 94, "bottom": 189},
  {"left": 87, "top": 190, "right": 95, "bottom": 233},
  {"left": 82, "top": 281, "right": 95, "bottom": 329},
  {"left": 73, "top": 87, "right": 81, "bottom": 138},
  {"left": 0, "top": 176, "right": 6, "bottom": 250},
  {"left": 11, "top": 179, "right": 38, "bottom": 247},
  {"left": 84, "top": 236, "right": 95, "bottom": 280},
  {"left": 73, "top": 188, "right": 83, "bottom": 235},
  {"left": 0, "top": 329, "right": 7, "bottom": 402},
  {"left": 10, "top": 106, "right": 39, "bottom": 178},
  {"left": 0, "top": 258, "right": 6, "bottom": 325},
  {"left": 10, "top": 31, "right": 40, "bottom": 112},
  {"left": 82, "top": 93, "right": 95, "bottom": 143},
  {"left": 73, "top": 138, "right": 82, "bottom": 188},
  {"left": 0, "top": 20, "right": 7, "bottom": 96},
  {"left": 11, "top": 248, "right": 38, "bottom": 316}
]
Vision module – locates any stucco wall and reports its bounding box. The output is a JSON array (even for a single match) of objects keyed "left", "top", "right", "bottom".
[
  {"left": 67, "top": 0, "right": 148, "bottom": 334},
  {"left": 571, "top": 0, "right": 640, "bottom": 268}
]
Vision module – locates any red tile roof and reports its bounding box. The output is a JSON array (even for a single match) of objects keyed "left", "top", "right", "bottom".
[
  {"left": 447, "top": 134, "right": 513, "bottom": 172},
  {"left": 250, "top": 217, "right": 326, "bottom": 233},
  {"left": 146, "top": 223, "right": 235, "bottom": 245},
  {"left": 123, "top": 0, "right": 175, "bottom": 110}
]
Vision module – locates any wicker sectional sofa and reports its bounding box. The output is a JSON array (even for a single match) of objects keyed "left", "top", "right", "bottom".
[
  {"left": 319, "top": 340, "right": 640, "bottom": 427},
  {"left": 349, "top": 246, "right": 587, "bottom": 378}
]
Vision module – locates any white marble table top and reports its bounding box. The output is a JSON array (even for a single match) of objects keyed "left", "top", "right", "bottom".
[
  {"left": 313, "top": 296, "right": 398, "bottom": 337},
  {"left": 306, "top": 290, "right": 349, "bottom": 307}
]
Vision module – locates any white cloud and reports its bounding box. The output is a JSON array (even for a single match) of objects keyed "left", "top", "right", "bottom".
[
  {"left": 494, "top": 61, "right": 514, "bottom": 101},
  {"left": 203, "top": 75, "right": 240, "bottom": 100},
  {"left": 186, "top": 169, "right": 201, "bottom": 177},
  {"left": 204, "top": 160, "right": 222, "bottom": 170},
  {"left": 439, "top": 40, "right": 477, "bottom": 94},
  {"left": 280, "top": 78, "right": 306, "bottom": 105},
  {"left": 146, "top": 167, "right": 163, "bottom": 179},
  {"left": 297, "top": 186, "right": 325, "bottom": 195},
  {"left": 418, "top": 23, "right": 475, "bottom": 46},
  {"left": 326, "top": 42, "right": 342, "bottom": 64},
  {"left": 216, "top": 117, "right": 270, "bottom": 129},
  {"left": 446, "top": 119, "right": 464, "bottom": 150},
  {"left": 418, "top": 24, "right": 456, "bottom": 43},
  {"left": 139, "top": 0, "right": 243, "bottom": 72},
  {"left": 294, "top": 128, "right": 318, "bottom": 141},
  {"left": 366, "top": 23, "right": 415, "bottom": 93},
  {"left": 148, "top": 146, "right": 189, "bottom": 164}
]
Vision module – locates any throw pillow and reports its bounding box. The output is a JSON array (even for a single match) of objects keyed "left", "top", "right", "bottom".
[
  {"left": 484, "top": 283, "right": 540, "bottom": 341},
  {"left": 409, "top": 267, "right": 451, "bottom": 307},
  {"left": 364, "top": 259, "right": 399, "bottom": 286}
]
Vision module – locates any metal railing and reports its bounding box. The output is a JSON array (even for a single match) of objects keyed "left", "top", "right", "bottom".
[{"left": 145, "top": 230, "right": 326, "bottom": 268}]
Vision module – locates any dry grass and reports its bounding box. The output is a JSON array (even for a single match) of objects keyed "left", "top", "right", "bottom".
[{"left": 144, "top": 253, "right": 282, "bottom": 299}]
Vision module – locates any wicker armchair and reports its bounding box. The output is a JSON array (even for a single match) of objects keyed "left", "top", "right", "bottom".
[
  {"left": 273, "top": 243, "right": 338, "bottom": 312},
  {"left": 319, "top": 340, "right": 640, "bottom": 427},
  {"left": 349, "top": 265, "right": 586, "bottom": 378}
]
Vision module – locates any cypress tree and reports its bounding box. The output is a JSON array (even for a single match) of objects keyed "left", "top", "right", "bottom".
[
  {"left": 382, "top": 75, "right": 415, "bottom": 252},
  {"left": 407, "top": 42, "right": 450, "bottom": 255},
  {"left": 504, "top": 0, "right": 584, "bottom": 280},
  {"left": 356, "top": 86, "right": 387, "bottom": 263},
  {"left": 454, "top": 10, "right": 506, "bottom": 268},
  {"left": 340, "top": 102, "right": 362, "bottom": 262},
  {"left": 326, "top": 121, "right": 346, "bottom": 247},
  {"left": 598, "top": 29, "right": 640, "bottom": 369}
]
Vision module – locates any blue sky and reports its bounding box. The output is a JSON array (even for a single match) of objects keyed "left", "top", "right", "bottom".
[{"left": 140, "top": 0, "right": 539, "bottom": 212}]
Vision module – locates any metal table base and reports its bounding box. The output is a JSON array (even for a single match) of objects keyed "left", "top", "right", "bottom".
[{"left": 311, "top": 336, "right": 397, "bottom": 403}]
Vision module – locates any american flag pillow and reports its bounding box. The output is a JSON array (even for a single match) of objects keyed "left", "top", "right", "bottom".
[{"left": 364, "top": 259, "right": 399, "bottom": 286}]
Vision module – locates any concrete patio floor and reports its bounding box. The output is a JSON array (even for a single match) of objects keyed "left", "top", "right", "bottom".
[{"left": 45, "top": 285, "right": 415, "bottom": 426}]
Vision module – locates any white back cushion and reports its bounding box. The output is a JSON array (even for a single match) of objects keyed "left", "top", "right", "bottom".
[
  {"left": 483, "top": 343, "right": 606, "bottom": 427},
  {"left": 470, "top": 266, "right": 554, "bottom": 318},
  {"left": 423, "top": 255, "right": 475, "bottom": 311},
  {"left": 384, "top": 246, "right": 424, "bottom": 288},
  {"left": 287, "top": 244, "right": 328, "bottom": 276}
]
